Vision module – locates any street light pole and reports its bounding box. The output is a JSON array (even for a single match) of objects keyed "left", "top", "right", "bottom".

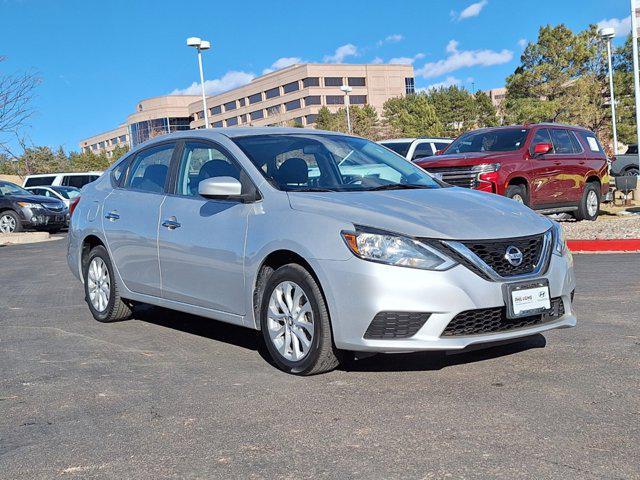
[
  {"left": 631, "top": 0, "right": 640, "bottom": 172},
  {"left": 340, "top": 85, "right": 353, "bottom": 134},
  {"left": 187, "top": 37, "right": 211, "bottom": 129},
  {"left": 600, "top": 27, "right": 618, "bottom": 155}
]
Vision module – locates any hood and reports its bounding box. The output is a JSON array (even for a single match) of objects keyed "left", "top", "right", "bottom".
[
  {"left": 9, "top": 194, "right": 65, "bottom": 207},
  {"left": 287, "top": 187, "right": 551, "bottom": 240},
  {"left": 417, "top": 151, "right": 519, "bottom": 168}
]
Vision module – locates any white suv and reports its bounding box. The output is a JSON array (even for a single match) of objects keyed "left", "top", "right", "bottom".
[
  {"left": 379, "top": 138, "right": 453, "bottom": 162},
  {"left": 23, "top": 172, "right": 103, "bottom": 189}
]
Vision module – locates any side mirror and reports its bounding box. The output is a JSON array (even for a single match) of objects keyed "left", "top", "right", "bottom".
[
  {"left": 533, "top": 142, "right": 553, "bottom": 156},
  {"left": 198, "top": 176, "right": 243, "bottom": 199}
]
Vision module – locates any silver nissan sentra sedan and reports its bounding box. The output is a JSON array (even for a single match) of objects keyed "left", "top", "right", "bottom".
[{"left": 67, "top": 128, "right": 576, "bottom": 375}]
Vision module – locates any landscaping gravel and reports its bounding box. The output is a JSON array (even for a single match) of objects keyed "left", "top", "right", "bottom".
[{"left": 558, "top": 210, "right": 640, "bottom": 239}]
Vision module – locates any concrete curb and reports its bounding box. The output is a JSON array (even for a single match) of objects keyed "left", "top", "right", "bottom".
[
  {"left": 0, "top": 232, "right": 62, "bottom": 246},
  {"left": 567, "top": 239, "right": 640, "bottom": 253}
]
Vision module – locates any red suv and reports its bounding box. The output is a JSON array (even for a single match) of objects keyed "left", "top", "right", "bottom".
[{"left": 416, "top": 124, "right": 610, "bottom": 220}]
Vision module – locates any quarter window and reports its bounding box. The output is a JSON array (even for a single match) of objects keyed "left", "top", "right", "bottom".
[
  {"left": 176, "top": 142, "right": 242, "bottom": 197},
  {"left": 125, "top": 144, "right": 174, "bottom": 193}
]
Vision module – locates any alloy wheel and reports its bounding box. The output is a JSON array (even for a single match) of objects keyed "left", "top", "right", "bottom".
[
  {"left": 87, "top": 257, "right": 111, "bottom": 312},
  {"left": 511, "top": 194, "right": 524, "bottom": 204},
  {"left": 0, "top": 214, "right": 16, "bottom": 233},
  {"left": 586, "top": 190, "right": 598, "bottom": 217},
  {"left": 266, "top": 281, "right": 314, "bottom": 362}
]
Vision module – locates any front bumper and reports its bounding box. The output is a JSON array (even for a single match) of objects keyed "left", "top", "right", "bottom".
[
  {"left": 19, "top": 206, "right": 69, "bottom": 229},
  {"left": 317, "top": 252, "right": 576, "bottom": 353}
]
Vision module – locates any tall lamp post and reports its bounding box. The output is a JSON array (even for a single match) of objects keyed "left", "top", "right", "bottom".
[
  {"left": 631, "top": 0, "right": 640, "bottom": 173},
  {"left": 187, "top": 37, "right": 211, "bottom": 129},
  {"left": 599, "top": 27, "right": 618, "bottom": 155},
  {"left": 340, "top": 85, "right": 353, "bottom": 134}
]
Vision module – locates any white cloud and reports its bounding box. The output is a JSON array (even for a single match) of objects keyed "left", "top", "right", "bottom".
[
  {"left": 596, "top": 16, "right": 631, "bottom": 37},
  {"left": 323, "top": 44, "right": 358, "bottom": 63},
  {"left": 388, "top": 53, "right": 425, "bottom": 65},
  {"left": 415, "top": 40, "right": 513, "bottom": 78},
  {"left": 517, "top": 38, "right": 528, "bottom": 49},
  {"left": 377, "top": 34, "right": 404, "bottom": 46},
  {"left": 371, "top": 56, "right": 384, "bottom": 64},
  {"left": 171, "top": 71, "right": 255, "bottom": 96},
  {"left": 420, "top": 76, "right": 462, "bottom": 92},
  {"left": 262, "top": 57, "right": 302, "bottom": 74},
  {"left": 452, "top": 0, "right": 488, "bottom": 21}
]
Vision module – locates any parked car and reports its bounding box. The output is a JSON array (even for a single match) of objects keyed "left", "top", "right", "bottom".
[
  {"left": 68, "top": 128, "right": 576, "bottom": 375},
  {"left": 0, "top": 180, "right": 68, "bottom": 233},
  {"left": 610, "top": 145, "right": 639, "bottom": 177},
  {"left": 23, "top": 171, "right": 102, "bottom": 188},
  {"left": 416, "top": 124, "right": 610, "bottom": 221},
  {"left": 379, "top": 137, "right": 453, "bottom": 162},
  {"left": 25, "top": 185, "right": 81, "bottom": 208}
]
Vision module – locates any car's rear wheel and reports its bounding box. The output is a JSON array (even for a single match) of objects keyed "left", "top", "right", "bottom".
[
  {"left": 505, "top": 184, "right": 528, "bottom": 205},
  {"left": 624, "top": 166, "right": 639, "bottom": 177},
  {"left": 0, "top": 211, "right": 22, "bottom": 233},
  {"left": 83, "top": 245, "right": 132, "bottom": 322},
  {"left": 259, "top": 264, "right": 341, "bottom": 375},
  {"left": 574, "top": 183, "right": 600, "bottom": 221}
]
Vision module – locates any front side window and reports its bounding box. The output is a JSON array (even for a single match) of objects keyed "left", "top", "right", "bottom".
[
  {"left": 176, "top": 142, "right": 243, "bottom": 197},
  {"left": 529, "top": 128, "right": 552, "bottom": 155},
  {"left": 233, "top": 134, "right": 442, "bottom": 192},
  {"left": 0, "top": 181, "right": 31, "bottom": 196},
  {"left": 447, "top": 128, "right": 528, "bottom": 154},
  {"left": 550, "top": 129, "right": 575, "bottom": 154},
  {"left": 52, "top": 186, "right": 80, "bottom": 199},
  {"left": 411, "top": 142, "right": 434, "bottom": 161},
  {"left": 434, "top": 142, "right": 450, "bottom": 152},
  {"left": 125, "top": 144, "right": 174, "bottom": 193}
]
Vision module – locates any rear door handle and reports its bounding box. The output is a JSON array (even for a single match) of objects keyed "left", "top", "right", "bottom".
[
  {"left": 162, "top": 218, "right": 181, "bottom": 230},
  {"left": 105, "top": 211, "right": 120, "bottom": 221}
]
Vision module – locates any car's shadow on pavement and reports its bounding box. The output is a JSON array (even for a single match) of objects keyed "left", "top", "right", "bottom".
[{"left": 132, "top": 304, "right": 547, "bottom": 373}]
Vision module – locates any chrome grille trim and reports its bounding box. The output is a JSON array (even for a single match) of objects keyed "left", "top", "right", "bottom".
[{"left": 425, "top": 165, "right": 496, "bottom": 189}]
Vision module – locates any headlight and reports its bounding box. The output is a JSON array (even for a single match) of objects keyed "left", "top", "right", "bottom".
[
  {"left": 551, "top": 221, "right": 568, "bottom": 256},
  {"left": 17, "top": 202, "right": 41, "bottom": 209},
  {"left": 341, "top": 226, "right": 456, "bottom": 271}
]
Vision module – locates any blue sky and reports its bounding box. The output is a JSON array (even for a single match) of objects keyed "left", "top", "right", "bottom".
[{"left": 0, "top": 0, "right": 634, "bottom": 153}]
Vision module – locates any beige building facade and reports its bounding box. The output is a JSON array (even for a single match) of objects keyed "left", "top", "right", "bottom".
[{"left": 79, "top": 63, "right": 415, "bottom": 154}]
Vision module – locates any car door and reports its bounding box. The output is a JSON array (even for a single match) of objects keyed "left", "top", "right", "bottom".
[
  {"left": 548, "top": 128, "right": 583, "bottom": 204},
  {"left": 528, "top": 128, "right": 562, "bottom": 207},
  {"left": 102, "top": 142, "right": 174, "bottom": 297},
  {"left": 158, "top": 140, "right": 252, "bottom": 315}
]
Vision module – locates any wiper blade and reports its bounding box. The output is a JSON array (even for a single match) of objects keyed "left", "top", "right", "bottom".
[
  {"left": 367, "top": 184, "right": 435, "bottom": 191},
  {"left": 288, "top": 187, "right": 337, "bottom": 192}
]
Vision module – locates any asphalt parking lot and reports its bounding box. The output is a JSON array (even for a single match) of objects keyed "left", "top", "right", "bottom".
[{"left": 1, "top": 239, "right": 639, "bottom": 479}]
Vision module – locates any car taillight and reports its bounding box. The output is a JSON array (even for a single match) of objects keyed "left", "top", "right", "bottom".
[{"left": 69, "top": 196, "right": 81, "bottom": 217}]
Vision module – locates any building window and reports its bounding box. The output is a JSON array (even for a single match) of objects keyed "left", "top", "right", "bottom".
[
  {"left": 226, "top": 117, "right": 238, "bottom": 127},
  {"left": 211, "top": 105, "right": 222, "bottom": 115},
  {"left": 250, "top": 110, "right": 264, "bottom": 120},
  {"left": 265, "top": 87, "right": 280, "bottom": 99},
  {"left": 240, "top": 114, "right": 247, "bottom": 123},
  {"left": 283, "top": 81, "right": 299, "bottom": 94},
  {"left": 306, "top": 114, "right": 318, "bottom": 124},
  {"left": 285, "top": 99, "right": 301, "bottom": 111},
  {"left": 98, "top": 141, "right": 105, "bottom": 149},
  {"left": 267, "top": 105, "right": 282, "bottom": 116},
  {"left": 249, "top": 93, "right": 262, "bottom": 104},
  {"left": 324, "top": 77, "right": 343, "bottom": 87},
  {"left": 303, "top": 77, "right": 320, "bottom": 88},
  {"left": 350, "top": 95, "right": 367, "bottom": 105},
  {"left": 405, "top": 77, "right": 415, "bottom": 94},
  {"left": 119, "top": 135, "right": 127, "bottom": 143},
  {"left": 195, "top": 111, "right": 204, "bottom": 120},
  {"left": 326, "top": 95, "right": 344, "bottom": 105},
  {"left": 348, "top": 77, "right": 366, "bottom": 87},
  {"left": 239, "top": 98, "right": 246, "bottom": 107},
  {"left": 224, "top": 101, "right": 237, "bottom": 111},
  {"left": 212, "top": 120, "right": 223, "bottom": 127},
  {"left": 304, "top": 95, "right": 321, "bottom": 106},
  {"left": 111, "top": 138, "right": 118, "bottom": 145}
]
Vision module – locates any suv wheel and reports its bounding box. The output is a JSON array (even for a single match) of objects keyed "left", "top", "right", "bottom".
[
  {"left": 83, "top": 245, "right": 132, "bottom": 322},
  {"left": 0, "top": 211, "right": 22, "bottom": 233},
  {"left": 259, "top": 264, "right": 341, "bottom": 375},
  {"left": 625, "top": 167, "right": 639, "bottom": 177},
  {"left": 505, "top": 184, "right": 528, "bottom": 205},
  {"left": 575, "top": 183, "right": 600, "bottom": 221}
]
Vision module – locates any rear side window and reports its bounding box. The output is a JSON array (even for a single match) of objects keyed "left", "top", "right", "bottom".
[
  {"left": 125, "top": 144, "right": 174, "bottom": 193},
  {"left": 63, "top": 175, "right": 93, "bottom": 188},
  {"left": 549, "top": 129, "right": 575, "bottom": 154},
  {"left": 24, "top": 176, "right": 55, "bottom": 187},
  {"left": 411, "top": 142, "right": 434, "bottom": 161}
]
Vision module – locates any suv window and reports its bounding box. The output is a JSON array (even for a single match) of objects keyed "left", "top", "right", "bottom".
[
  {"left": 411, "top": 142, "right": 434, "bottom": 161},
  {"left": 125, "top": 144, "right": 174, "bottom": 193},
  {"left": 549, "top": 129, "right": 575, "bottom": 154},
  {"left": 530, "top": 128, "right": 553, "bottom": 155},
  {"left": 448, "top": 128, "right": 528, "bottom": 154},
  {"left": 433, "top": 142, "right": 450, "bottom": 152},
  {"left": 24, "top": 176, "right": 55, "bottom": 187},
  {"left": 63, "top": 175, "right": 94, "bottom": 188},
  {"left": 381, "top": 142, "right": 411, "bottom": 157},
  {"left": 176, "top": 142, "right": 243, "bottom": 197},
  {"left": 579, "top": 132, "right": 604, "bottom": 153}
]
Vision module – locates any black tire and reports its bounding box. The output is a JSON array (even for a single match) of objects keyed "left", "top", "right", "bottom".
[
  {"left": 505, "top": 184, "right": 528, "bottom": 206},
  {"left": 574, "top": 182, "right": 600, "bottom": 221},
  {"left": 259, "top": 264, "right": 341, "bottom": 375},
  {"left": 0, "top": 210, "right": 23, "bottom": 233},
  {"left": 624, "top": 167, "right": 639, "bottom": 177},
  {"left": 83, "top": 245, "right": 132, "bottom": 323}
]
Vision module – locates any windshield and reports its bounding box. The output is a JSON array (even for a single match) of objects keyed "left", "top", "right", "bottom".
[
  {"left": 447, "top": 128, "right": 529, "bottom": 154},
  {"left": 51, "top": 186, "right": 80, "bottom": 199},
  {"left": 233, "top": 134, "right": 442, "bottom": 192},
  {"left": 0, "top": 181, "right": 31, "bottom": 196}
]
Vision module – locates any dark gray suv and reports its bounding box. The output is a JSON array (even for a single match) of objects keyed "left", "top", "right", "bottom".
[{"left": 0, "top": 180, "right": 68, "bottom": 233}]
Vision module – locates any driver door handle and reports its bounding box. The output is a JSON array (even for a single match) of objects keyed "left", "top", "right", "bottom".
[
  {"left": 162, "top": 217, "right": 181, "bottom": 230},
  {"left": 105, "top": 211, "right": 120, "bottom": 221}
]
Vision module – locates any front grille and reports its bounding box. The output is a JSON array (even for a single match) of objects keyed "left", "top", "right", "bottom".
[
  {"left": 364, "top": 312, "right": 431, "bottom": 339},
  {"left": 461, "top": 234, "right": 545, "bottom": 277},
  {"left": 44, "top": 203, "right": 64, "bottom": 212},
  {"left": 425, "top": 166, "right": 478, "bottom": 188},
  {"left": 442, "top": 297, "right": 565, "bottom": 336}
]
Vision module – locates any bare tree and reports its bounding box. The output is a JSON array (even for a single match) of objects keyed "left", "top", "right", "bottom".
[{"left": 0, "top": 57, "right": 41, "bottom": 148}]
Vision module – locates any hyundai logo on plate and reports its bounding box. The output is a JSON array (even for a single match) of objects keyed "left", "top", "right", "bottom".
[{"left": 504, "top": 246, "right": 524, "bottom": 267}]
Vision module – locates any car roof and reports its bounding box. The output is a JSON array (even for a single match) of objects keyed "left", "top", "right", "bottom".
[{"left": 380, "top": 137, "right": 453, "bottom": 143}]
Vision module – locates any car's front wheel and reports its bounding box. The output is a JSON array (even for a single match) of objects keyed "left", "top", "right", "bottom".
[
  {"left": 259, "top": 264, "right": 341, "bottom": 375},
  {"left": 83, "top": 245, "right": 132, "bottom": 322},
  {"left": 0, "top": 211, "right": 22, "bottom": 233}
]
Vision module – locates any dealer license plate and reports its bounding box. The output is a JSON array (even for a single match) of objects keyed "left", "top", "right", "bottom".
[{"left": 503, "top": 280, "right": 551, "bottom": 319}]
